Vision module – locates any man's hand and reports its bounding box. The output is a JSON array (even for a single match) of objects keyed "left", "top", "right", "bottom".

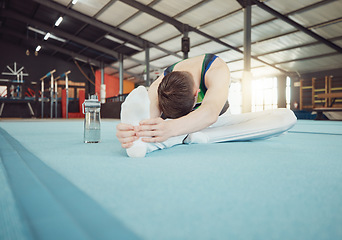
[
  {"left": 116, "top": 123, "right": 139, "bottom": 148},
  {"left": 136, "top": 117, "right": 173, "bottom": 143}
]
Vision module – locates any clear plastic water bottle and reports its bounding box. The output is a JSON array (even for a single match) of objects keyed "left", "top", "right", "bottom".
[{"left": 82, "top": 95, "right": 101, "bottom": 143}]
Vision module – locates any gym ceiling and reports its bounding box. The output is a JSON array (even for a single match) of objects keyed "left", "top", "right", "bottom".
[{"left": 0, "top": 0, "right": 341, "bottom": 83}]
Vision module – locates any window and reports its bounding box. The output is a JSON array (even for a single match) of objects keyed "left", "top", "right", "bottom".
[
  {"left": 286, "top": 76, "right": 291, "bottom": 109},
  {"left": 228, "top": 81, "right": 242, "bottom": 114},
  {"left": 251, "top": 77, "right": 278, "bottom": 112}
]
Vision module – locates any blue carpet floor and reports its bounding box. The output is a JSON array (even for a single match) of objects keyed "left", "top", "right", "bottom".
[{"left": 0, "top": 119, "right": 342, "bottom": 240}]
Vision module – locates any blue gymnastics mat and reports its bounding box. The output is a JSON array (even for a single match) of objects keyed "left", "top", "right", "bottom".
[{"left": 1, "top": 119, "right": 342, "bottom": 240}]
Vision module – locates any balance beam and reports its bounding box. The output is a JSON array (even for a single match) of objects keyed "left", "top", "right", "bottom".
[
  {"left": 313, "top": 107, "right": 342, "bottom": 120},
  {"left": 316, "top": 92, "right": 342, "bottom": 108}
]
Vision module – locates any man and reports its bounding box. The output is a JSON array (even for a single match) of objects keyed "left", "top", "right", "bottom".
[{"left": 116, "top": 54, "right": 296, "bottom": 157}]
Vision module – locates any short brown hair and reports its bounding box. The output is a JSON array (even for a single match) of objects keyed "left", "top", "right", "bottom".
[{"left": 158, "top": 71, "right": 195, "bottom": 119}]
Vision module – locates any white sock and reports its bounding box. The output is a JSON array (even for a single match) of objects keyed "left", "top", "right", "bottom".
[{"left": 120, "top": 86, "right": 150, "bottom": 158}]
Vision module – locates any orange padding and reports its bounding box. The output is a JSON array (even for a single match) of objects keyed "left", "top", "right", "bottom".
[{"left": 61, "top": 89, "right": 85, "bottom": 118}]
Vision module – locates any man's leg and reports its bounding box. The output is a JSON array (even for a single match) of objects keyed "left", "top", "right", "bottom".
[
  {"left": 120, "top": 86, "right": 150, "bottom": 157},
  {"left": 184, "top": 108, "right": 297, "bottom": 144},
  {"left": 120, "top": 86, "right": 186, "bottom": 157}
]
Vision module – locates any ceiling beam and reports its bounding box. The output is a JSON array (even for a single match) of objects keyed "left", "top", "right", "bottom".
[
  {"left": 3, "top": 9, "right": 159, "bottom": 71},
  {"left": 251, "top": 0, "right": 342, "bottom": 54},
  {"left": 117, "top": 0, "right": 245, "bottom": 53},
  {"left": 135, "top": 0, "right": 214, "bottom": 42},
  {"left": 119, "top": 0, "right": 185, "bottom": 33},
  {"left": 93, "top": 0, "right": 119, "bottom": 18},
  {"left": 0, "top": 28, "right": 103, "bottom": 67},
  {"left": 199, "top": 0, "right": 337, "bottom": 37},
  {"left": 117, "top": 0, "right": 162, "bottom": 28},
  {"left": 255, "top": 35, "right": 342, "bottom": 57},
  {"left": 276, "top": 52, "right": 340, "bottom": 65},
  {"left": 0, "top": 28, "right": 143, "bottom": 80},
  {"left": 229, "top": 51, "right": 341, "bottom": 75},
  {"left": 142, "top": 0, "right": 338, "bottom": 67},
  {"left": 51, "top": 0, "right": 118, "bottom": 58},
  {"left": 236, "top": 0, "right": 257, "bottom": 8},
  {"left": 2, "top": 10, "right": 121, "bottom": 59},
  {"left": 32, "top": 0, "right": 182, "bottom": 59},
  {"left": 118, "top": 0, "right": 288, "bottom": 74},
  {"left": 32, "top": 0, "right": 144, "bottom": 48}
]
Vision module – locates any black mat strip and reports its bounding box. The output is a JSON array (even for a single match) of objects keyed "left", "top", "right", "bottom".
[{"left": 288, "top": 130, "right": 342, "bottom": 136}]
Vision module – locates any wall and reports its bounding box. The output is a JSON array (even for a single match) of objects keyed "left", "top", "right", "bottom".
[
  {"left": 95, "top": 70, "right": 134, "bottom": 99},
  {"left": 291, "top": 68, "right": 342, "bottom": 110},
  {"left": 0, "top": 40, "right": 95, "bottom": 95}
]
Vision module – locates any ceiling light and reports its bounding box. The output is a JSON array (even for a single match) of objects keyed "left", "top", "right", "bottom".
[
  {"left": 28, "top": 26, "right": 66, "bottom": 43},
  {"left": 35, "top": 45, "right": 41, "bottom": 52},
  {"left": 105, "top": 35, "right": 142, "bottom": 51},
  {"left": 74, "top": 57, "right": 88, "bottom": 63},
  {"left": 55, "top": 16, "right": 63, "bottom": 26},
  {"left": 44, "top": 32, "right": 51, "bottom": 40},
  {"left": 28, "top": 26, "right": 45, "bottom": 35},
  {"left": 105, "top": 35, "right": 125, "bottom": 44},
  {"left": 72, "top": 0, "right": 78, "bottom": 4},
  {"left": 125, "top": 43, "right": 142, "bottom": 51}
]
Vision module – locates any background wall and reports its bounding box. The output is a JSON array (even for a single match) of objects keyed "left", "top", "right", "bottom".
[
  {"left": 0, "top": 40, "right": 95, "bottom": 95},
  {"left": 291, "top": 68, "right": 342, "bottom": 110},
  {"left": 95, "top": 70, "right": 134, "bottom": 99}
]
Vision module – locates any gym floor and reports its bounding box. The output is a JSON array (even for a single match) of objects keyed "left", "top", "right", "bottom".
[{"left": 1, "top": 119, "right": 342, "bottom": 240}]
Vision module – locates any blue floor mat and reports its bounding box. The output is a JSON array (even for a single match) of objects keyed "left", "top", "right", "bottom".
[{"left": 1, "top": 119, "right": 342, "bottom": 240}]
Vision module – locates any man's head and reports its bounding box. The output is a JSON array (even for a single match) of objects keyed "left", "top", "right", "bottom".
[{"left": 158, "top": 71, "right": 198, "bottom": 119}]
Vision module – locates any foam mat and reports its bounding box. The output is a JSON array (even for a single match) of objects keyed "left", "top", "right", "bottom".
[{"left": 1, "top": 119, "right": 341, "bottom": 240}]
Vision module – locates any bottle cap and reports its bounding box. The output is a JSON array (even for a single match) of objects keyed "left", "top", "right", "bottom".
[{"left": 82, "top": 95, "right": 101, "bottom": 113}]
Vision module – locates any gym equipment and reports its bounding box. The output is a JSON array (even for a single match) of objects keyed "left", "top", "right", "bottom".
[
  {"left": 40, "top": 69, "right": 56, "bottom": 118},
  {"left": 0, "top": 62, "right": 35, "bottom": 117},
  {"left": 300, "top": 75, "right": 342, "bottom": 119},
  {"left": 55, "top": 71, "right": 71, "bottom": 118},
  {"left": 60, "top": 83, "right": 85, "bottom": 119},
  {"left": 1, "top": 62, "right": 29, "bottom": 99}
]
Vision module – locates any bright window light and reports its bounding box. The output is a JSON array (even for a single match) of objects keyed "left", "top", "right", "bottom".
[
  {"left": 228, "top": 81, "right": 242, "bottom": 114},
  {"left": 55, "top": 16, "right": 63, "bottom": 26},
  {"left": 286, "top": 76, "right": 291, "bottom": 109},
  {"left": 35, "top": 45, "right": 41, "bottom": 52},
  {"left": 44, "top": 32, "right": 51, "bottom": 40},
  {"left": 252, "top": 77, "right": 278, "bottom": 112},
  {"left": 72, "top": 0, "right": 78, "bottom": 4}
]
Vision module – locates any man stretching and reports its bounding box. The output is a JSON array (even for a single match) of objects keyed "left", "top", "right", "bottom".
[{"left": 116, "top": 54, "right": 296, "bottom": 157}]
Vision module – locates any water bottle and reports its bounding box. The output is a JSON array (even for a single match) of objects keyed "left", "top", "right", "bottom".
[{"left": 82, "top": 95, "right": 101, "bottom": 143}]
